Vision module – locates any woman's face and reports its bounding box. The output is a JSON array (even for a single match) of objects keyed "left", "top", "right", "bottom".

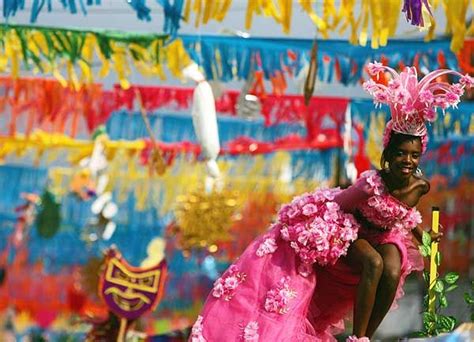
[{"left": 388, "top": 138, "right": 422, "bottom": 181}]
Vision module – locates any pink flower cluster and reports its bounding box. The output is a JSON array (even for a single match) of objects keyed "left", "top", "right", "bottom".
[
  {"left": 242, "top": 321, "right": 259, "bottom": 341},
  {"left": 277, "top": 189, "right": 359, "bottom": 266},
  {"left": 212, "top": 265, "right": 247, "bottom": 301},
  {"left": 190, "top": 316, "right": 206, "bottom": 342},
  {"left": 358, "top": 171, "right": 423, "bottom": 231},
  {"left": 264, "top": 276, "right": 297, "bottom": 314},
  {"left": 256, "top": 237, "right": 278, "bottom": 257}
]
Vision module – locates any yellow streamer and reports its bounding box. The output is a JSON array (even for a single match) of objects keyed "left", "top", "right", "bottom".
[
  {"left": 442, "top": 0, "right": 470, "bottom": 52},
  {"left": 298, "top": 0, "right": 329, "bottom": 37},
  {"left": 184, "top": 0, "right": 233, "bottom": 26},
  {"left": 165, "top": 38, "right": 192, "bottom": 79}
]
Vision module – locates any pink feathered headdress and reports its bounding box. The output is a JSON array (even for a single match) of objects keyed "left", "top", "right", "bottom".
[{"left": 363, "top": 61, "right": 474, "bottom": 153}]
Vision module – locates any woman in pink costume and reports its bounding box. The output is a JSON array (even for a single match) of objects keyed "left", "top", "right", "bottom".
[{"left": 190, "top": 63, "right": 473, "bottom": 342}]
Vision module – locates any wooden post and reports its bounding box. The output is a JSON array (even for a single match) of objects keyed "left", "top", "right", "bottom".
[
  {"left": 117, "top": 318, "right": 127, "bottom": 342},
  {"left": 428, "top": 207, "right": 440, "bottom": 313}
]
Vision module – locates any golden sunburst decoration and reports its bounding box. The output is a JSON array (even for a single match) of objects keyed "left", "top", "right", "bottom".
[{"left": 174, "top": 188, "right": 240, "bottom": 253}]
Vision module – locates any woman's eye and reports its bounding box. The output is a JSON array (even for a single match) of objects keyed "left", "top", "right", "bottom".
[
  {"left": 412, "top": 154, "right": 420, "bottom": 159},
  {"left": 396, "top": 151, "right": 404, "bottom": 157}
]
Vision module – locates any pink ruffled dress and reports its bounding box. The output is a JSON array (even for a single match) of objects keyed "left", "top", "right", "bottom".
[{"left": 190, "top": 170, "right": 424, "bottom": 341}]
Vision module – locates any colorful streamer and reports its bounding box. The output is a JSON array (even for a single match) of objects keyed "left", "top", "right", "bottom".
[
  {"left": 2, "top": 0, "right": 184, "bottom": 36},
  {"left": 0, "top": 24, "right": 191, "bottom": 88},
  {"left": 2, "top": 0, "right": 100, "bottom": 23},
  {"left": 180, "top": 35, "right": 458, "bottom": 86}
]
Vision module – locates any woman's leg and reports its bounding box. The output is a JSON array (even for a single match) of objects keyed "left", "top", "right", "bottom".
[
  {"left": 365, "top": 244, "right": 402, "bottom": 338},
  {"left": 344, "top": 239, "right": 384, "bottom": 337}
]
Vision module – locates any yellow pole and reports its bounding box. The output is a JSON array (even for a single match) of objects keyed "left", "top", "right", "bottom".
[
  {"left": 428, "top": 207, "right": 440, "bottom": 313},
  {"left": 117, "top": 318, "right": 127, "bottom": 342}
]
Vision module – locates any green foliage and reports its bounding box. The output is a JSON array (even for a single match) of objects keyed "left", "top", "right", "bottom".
[
  {"left": 414, "top": 235, "right": 460, "bottom": 337},
  {"left": 422, "top": 231, "right": 432, "bottom": 246},
  {"left": 464, "top": 280, "right": 474, "bottom": 321}
]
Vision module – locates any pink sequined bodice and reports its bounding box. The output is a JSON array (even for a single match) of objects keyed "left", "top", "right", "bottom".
[{"left": 356, "top": 170, "right": 422, "bottom": 232}]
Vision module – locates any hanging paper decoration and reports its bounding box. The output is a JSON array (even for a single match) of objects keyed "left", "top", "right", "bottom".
[
  {"left": 180, "top": 35, "right": 458, "bottom": 86},
  {"left": 2, "top": 0, "right": 100, "bottom": 23},
  {"left": 35, "top": 189, "right": 61, "bottom": 239},
  {"left": 402, "top": 0, "right": 433, "bottom": 27},
  {"left": 434, "top": 0, "right": 473, "bottom": 52},
  {"left": 2, "top": 0, "right": 184, "bottom": 36},
  {"left": 98, "top": 248, "right": 167, "bottom": 340},
  {"left": 245, "top": 0, "right": 293, "bottom": 33},
  {"left": 183, "top": 0, "right": 232, "bottom": 27},
  {"left": 0, "top": 76, "right": 115, "bottom": 136},
  {"left": 174, "top": 188, "right": 239, "bottom": 252},
  {"left": 183, "top": 63, "right": 221, "bottom": 178},
  {"left": 0, "top": 24, "right": 191, "bottom": 89}
]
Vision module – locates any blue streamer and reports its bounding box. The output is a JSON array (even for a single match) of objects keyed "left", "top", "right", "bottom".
[
  {"left": 3, "top": 0, "right": 25, "bottom": 19},
  {"left": 157, "top": 0, "right": 185, "bottom": 37},
  {"left": 4, "top": 0, "right": 101, "bottom": 23},
  {"left": 179, "top": 35, "right": 458, "bottom": 85},
  {"left": 106, "top": 110, "right": 307, "bottom": 143},
  {"left": 126, "top": 0, "right": 152, "bottom": 21}
]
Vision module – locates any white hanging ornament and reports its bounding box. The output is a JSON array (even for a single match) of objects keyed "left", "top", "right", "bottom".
[{"left": 183, "top": 63, "right": 221, "bottom": 179}]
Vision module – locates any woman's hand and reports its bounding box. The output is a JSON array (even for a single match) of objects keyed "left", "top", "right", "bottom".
[
  {"left": 428, "top": 223, "right": 444, "bottom": 243},
  {"left": 412, "top": 224, "right": 443, "bottom": 244}
]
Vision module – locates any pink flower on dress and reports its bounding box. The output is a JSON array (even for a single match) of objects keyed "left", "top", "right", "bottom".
[
  {"left": 404, "top": 209, "right": 422, "bottom": 229},
  {"left": 356, "top": 171, "right": 424, "bottom": 233},
  {"left": 264, "top": 276, "right": 297, "bottom": 314},
  {"left": 302, "top": 203, "right": 318, "bottom": 216},
  {"left": 242, "top": 321, "right": 259, "bottom": 341},
  {"left": 212, "top": 265, "right": 246, "bottom": 301},
  {"left": 361, "top": 170, "right": 384, "bottom": 195},
  {"left": 278, "top": 188, "right": 359, "bottom": 266},
  {"left": 190, "top": 316, "right": 206, "bottom": 342},
  {"left": 256, "top": 237, "right": 278, "bottom": 257}
]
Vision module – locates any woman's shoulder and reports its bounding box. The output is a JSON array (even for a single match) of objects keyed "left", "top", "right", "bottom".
[{"left": 412, "top": 173, "right": 430, "bottom": 195}]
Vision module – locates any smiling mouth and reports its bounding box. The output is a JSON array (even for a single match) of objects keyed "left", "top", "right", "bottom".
[{"left": 399, "top": 166, "right": 413, "bottom": 175}]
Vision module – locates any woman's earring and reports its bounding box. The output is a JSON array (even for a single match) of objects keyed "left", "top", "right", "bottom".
[{"left": 415, "top": 167, "right": 423, "bottom": 176}]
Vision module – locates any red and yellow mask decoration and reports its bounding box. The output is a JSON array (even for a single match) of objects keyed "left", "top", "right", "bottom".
[{"left": 99, "top": 249, "right": 167, "bottom": 321}]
